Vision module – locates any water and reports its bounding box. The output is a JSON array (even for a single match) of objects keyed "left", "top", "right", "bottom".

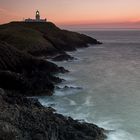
[{"left": 39, "top": 30, "right": 140, "bottom": 140}]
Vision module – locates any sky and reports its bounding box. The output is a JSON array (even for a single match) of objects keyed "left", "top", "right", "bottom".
[{"left": 0, "top": 0, "right": 140, "bottom": 29}]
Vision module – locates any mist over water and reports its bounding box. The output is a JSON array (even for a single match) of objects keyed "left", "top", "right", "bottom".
[{"left": 39, "top": 30, "right": 140, "bottom": 140}]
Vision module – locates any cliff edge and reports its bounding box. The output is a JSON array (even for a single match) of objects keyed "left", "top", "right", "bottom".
[
  {"left": 0, "top": 22, "right": 101, "bottom": 57},
  {"left": 0, "top": 22, "right": 106, "bottom": 140}
]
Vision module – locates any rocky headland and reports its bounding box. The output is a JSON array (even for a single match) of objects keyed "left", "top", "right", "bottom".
[{"left": 0, "top": 22, "right": 106, "bottom": 140}]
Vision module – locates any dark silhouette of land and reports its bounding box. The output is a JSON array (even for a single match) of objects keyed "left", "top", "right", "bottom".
[{"left": 0, "top": 21, "right": 106, "bottom": 140}]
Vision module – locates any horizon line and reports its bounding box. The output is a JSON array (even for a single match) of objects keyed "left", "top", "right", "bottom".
[{"left": 1, "top": 21, "right": 140, "bottom": 31}]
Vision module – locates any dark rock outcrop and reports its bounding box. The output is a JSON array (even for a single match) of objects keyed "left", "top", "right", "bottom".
[
  {"left": 0, "top": 41, "right": 67, "bottom": 95},
  {"left": 0, "top": 89, "right": 106, "bottom": 140}
]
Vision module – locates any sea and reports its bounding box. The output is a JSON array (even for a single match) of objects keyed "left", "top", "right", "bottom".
[{"left": 39, "top": 30, "right": 140, "bottom": 140}]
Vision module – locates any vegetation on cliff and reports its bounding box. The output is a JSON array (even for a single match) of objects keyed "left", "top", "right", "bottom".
[{"left": 0, "top": 22, "right": 100, "bottom": 56}]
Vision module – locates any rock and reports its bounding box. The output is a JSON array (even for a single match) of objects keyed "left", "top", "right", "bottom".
[
  {"left": 0, "top": 22, "right": 106, "bottom": 140},
  {"left": 52, "top": 53, "right": 74, "bottom": 61},
  {"left": 63, "top": 86, "right": 82, "bottom": 90},
  {"left": 0, "top": 88, "right": 5, "bottom": 95},
  {"left": 0, "top": 42, "right": 68, "bottom": 96},
  {"left": 56, "top": 86, "right": 82, "bottom": 90},
  {"left": 0, "top": 122, "right": 21, "bottom": 140},
  {"left": 0, "top": 91, "right": 106, "bottom": 140}
]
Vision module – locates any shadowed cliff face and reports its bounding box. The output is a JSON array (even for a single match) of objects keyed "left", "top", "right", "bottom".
[
  {"left": 0, "top": 22, "right": 100, "bottom": 94},
  {"left": 0, "top": 41, "right": 106, "bottom": 140},
  {"left": 0, "top": 41, "right": 66, "bottom": 95},
  {"left": 0, "top": 90, "right": 106, "bottom": 140}
]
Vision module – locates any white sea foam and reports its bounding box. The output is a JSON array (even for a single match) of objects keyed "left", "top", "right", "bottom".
[
  {"left": 38, "top": 98, "right": 55, "bottom": 107},
  {"left": 88, "top": 45, "right": 105, "bottom": 49},
  {"left": 107, "top": 130, "right": 135, "bottom": 140},
  {"left": 62, "top": 111, "right": 90, "bottom": 122},
  {"left": 63, "top": 97, "right": 77, "bottom": 106},
  {"left": 69, "top": 100, "right": 77, "bottom": 105},
  {"left": 54, "top": 83, "right": 82, "bottom": 96},
  {"left": 54, "top": 89, "right": 80, "bottom": 96},
  {"left": 83, "top": 96, "right": 94, "bottom": 107},
  {"left": 96, "top": 117, "right": 122, "bottom": 130},
  {"left": 95, "top": 117, "right": 135, "bottom": 140},
  {"left": 58, "top": 75, "right": 76, "bottom": 81}
]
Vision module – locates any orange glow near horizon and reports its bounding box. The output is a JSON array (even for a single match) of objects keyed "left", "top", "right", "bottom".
[{"left": 0, "top": 0, "right": 140, "bottom": 28}]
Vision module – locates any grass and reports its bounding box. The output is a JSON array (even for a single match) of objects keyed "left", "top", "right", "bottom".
[{"left": 0, "top": 21, "right": 98, "bottom": 55}]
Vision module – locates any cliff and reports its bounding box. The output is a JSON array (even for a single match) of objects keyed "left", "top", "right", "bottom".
[
  {"left": 0, "top": 89, "right": 106, "bottom": 140},
  {"left": 0, "top": 22, "right": 100, "bottom": 94},
  {"left": 0, "top": 22, "right": 101, "bottom": 57},
  {"left": 0, "top": 22, "right": 106, "bottom": 140},
  {"left": 0, "top": 41, "right": 66, "bottom": 95}
]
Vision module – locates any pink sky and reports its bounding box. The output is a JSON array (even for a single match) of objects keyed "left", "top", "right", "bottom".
[{"left": 0, "top": 0, "right": 140, "bottom": 28}]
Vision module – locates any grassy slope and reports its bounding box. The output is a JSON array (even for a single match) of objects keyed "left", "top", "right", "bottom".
[
  {"left": 0, "top": 22, "right": 99, "bottom": 56},
  {"left": 0, "top": 23, "right": 56, "bottom": 55}
]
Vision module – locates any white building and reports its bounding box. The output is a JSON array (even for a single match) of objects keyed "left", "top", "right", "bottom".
[{"left": 25, "top": 10, "right": 47, "bottom": 22}]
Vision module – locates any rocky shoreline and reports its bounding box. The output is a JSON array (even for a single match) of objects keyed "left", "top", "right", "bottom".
[
  {"left": 0, "top": 22, "right": 106, "bottom": 140},
  {"left": 0, "top": 89, "right": 106, "bottom": 140}
]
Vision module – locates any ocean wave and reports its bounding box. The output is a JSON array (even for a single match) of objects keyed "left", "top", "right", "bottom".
[
  {"left": 107, "top": 130, "right": 135, "bottom": 140},
  {"left": 83, "top": 96, "right": 94, "bottom": 107},
  {"left": 54, "top": 88, "right": 81, "bottom": 96}
]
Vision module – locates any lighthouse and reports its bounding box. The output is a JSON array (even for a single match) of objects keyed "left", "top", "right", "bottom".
[
  {"left": 36, "top": 10, "right": 40, "bottom": 21},
  {"left": 25, "top": 10, "right": 47, "bottom": 22}
]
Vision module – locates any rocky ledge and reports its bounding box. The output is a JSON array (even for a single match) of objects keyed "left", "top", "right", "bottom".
[
  {"left": 0, "top": 41, "right": 67, "bottom": 96},
  {"left": 0, "top": 89, "right": 106, "bottom": 140}
]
